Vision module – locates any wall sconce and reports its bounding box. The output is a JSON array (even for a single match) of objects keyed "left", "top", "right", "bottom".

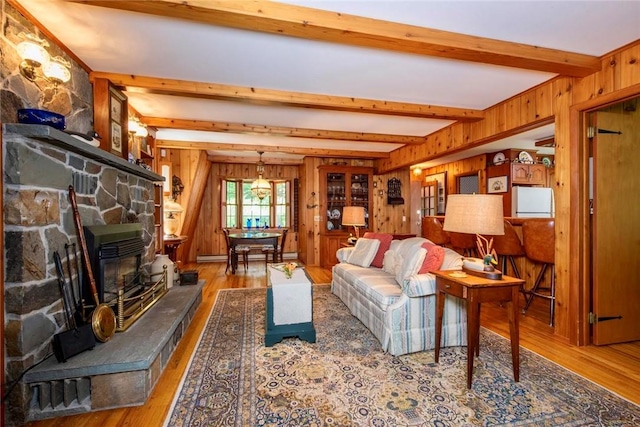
[
  {"left": 17, "top": 33, "right": 71, "bottom": 90},
  {"left": 412, "top": 167, "right": 423, "bottom": 177},
  {"left": 128, "top": 116, "right": 148, "bottom": 137},
  {"left": 306, "top": 192, "right": 318, "bottom": 209}
]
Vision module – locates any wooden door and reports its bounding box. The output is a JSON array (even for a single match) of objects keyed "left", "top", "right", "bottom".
[
  {"left": 421, "top": 181, "right": 437, "bottom": 217},
  {"left": 592, "top": 108, "right": 640, "bottom": 344}
]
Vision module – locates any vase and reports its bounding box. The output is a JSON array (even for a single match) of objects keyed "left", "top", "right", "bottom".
[{"left": 151, "top": 254, "right": 174, "bottom": 288}]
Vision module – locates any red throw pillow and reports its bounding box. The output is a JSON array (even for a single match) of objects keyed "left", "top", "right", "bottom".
[
  {"left": 418, "top": 241, "right": 445, "bottom": 274},
  {"left": 362, "top": 232, "right": 393, "bottom": 268}
]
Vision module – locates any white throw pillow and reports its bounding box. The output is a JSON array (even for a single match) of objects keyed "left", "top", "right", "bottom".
[
  {"left": 395, "top": 247, "right": 427, "bottom": 286},
  {"left": 441, "top": 247, "right": 464, "bottom": 270},
  {"left": 347, "top": 238, "right": 381, "bottom": 268},
  {"left": 382, "top": 250, "right": 397, "bottom": 274}
]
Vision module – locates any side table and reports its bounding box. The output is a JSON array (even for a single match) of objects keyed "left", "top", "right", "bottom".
[
  {"left": 265, "top": 266, "right": 316, "bottom": 346},
  {"left": 432, "top": 270, "right": 524, "bottom": 388},
  {"left": 164, "top": 235, "right": 188, "bottom": 262}
]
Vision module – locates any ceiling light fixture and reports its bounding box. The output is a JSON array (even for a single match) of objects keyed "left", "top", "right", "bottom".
[
  {"left": 16, "top": 33, "right": 71, "bottom": 90},
  {"left": 250, "top": 151, "right": 271, "bottom": 200}
]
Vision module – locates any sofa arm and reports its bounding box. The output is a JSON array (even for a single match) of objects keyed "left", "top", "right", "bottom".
[
  {"left": 401, "top": 273, "right": 437, "bottom": 297},
  {"left": 336, "top": 247, "right": 354, "bottom": 263}
]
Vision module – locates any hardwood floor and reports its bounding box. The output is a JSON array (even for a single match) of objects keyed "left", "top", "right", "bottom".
[{"left": 26, "top": 261, "right": 639, "bottom": 426}]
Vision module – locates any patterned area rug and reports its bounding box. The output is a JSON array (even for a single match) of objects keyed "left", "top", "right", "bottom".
[{"left": 166, "top": 285, "right": 640, "bottom": 426}]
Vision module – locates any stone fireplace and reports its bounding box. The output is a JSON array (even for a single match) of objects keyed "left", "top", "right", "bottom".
[{"left": 2, "top": 124, "right": 201, "bottom": 425}]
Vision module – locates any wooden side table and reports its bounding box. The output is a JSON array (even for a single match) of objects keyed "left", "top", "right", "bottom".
[
  {"left": 164, "top": 235, "right": 188, "bottom": 262},
  {"left": 432, "top": 270, "right": 525, "bottom": 388}
]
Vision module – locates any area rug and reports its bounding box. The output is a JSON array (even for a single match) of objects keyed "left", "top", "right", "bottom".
[{"left": 166, "top": 285, "right": 640, "bottom": 426}]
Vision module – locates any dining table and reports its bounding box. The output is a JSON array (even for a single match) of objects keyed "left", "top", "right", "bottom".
[{"left": 227, "top": 231, "right": 282, "bottom": 274}]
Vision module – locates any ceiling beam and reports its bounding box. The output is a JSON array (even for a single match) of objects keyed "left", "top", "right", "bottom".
[
  {"left": 155, "top": 139, "right": 391, "bottom": 159},
  {"left": 75, "top": 0, "right": 600, "bottom": 77},
  {"left": 143, "top": 117, "right": 426, "bottom": 144},
  {"left": 207, "top": 155, "right": 303, "bottom": 165},
  {"left": 91, "top": 71, "right": 481, "bottom": 121}
]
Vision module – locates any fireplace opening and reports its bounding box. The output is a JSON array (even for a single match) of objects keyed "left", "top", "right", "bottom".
[{"left": 83, "top": 223, "right": 168, "bottom": 331}]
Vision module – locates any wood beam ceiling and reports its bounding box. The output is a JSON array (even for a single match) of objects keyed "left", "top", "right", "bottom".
[
  {"left": 75, "top": 0, "right": 600, "bottom": 77},
  {"left": 155, "top": 139, "right": 391, "bottom": 159},
  {"left": 90, "top": 72, "right": 482, "bottom": 122},
  {"left": 143, "top": 117, "right": 425, "bottom": 145}
]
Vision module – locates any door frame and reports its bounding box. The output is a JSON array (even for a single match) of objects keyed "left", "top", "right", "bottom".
[{"left": 570, "top": 82, "right": 640, "bottom": 345}]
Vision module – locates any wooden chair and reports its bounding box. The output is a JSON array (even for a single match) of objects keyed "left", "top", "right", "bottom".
[
  {"left": 262, "top": 228, "right": 289, "bottom": 267},
  {"left": 492, "top": 220, "right": 525, "bottom": 279},
  {"left": 421, "top": 217, "right": 450, "bottom": 246},
  {"left": 448, "top": 232, "right": 477, "bottom": 258},
  {"left": 223, "top": 228, "right": 250, "bottom": 273},
  {"left": 522, "top": 219, "right": 556, "bottom": 326}
]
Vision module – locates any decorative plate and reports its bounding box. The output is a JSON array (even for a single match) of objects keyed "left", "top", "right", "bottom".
[
  {"left": 518, "top": 151, "right": 534, "bottom": 163},
  {"left": 331, "top": 209, "right": 341, "bottom": 219},
  {"left": 542, "top": 157, "right": 552, "bottom": 167},
  {"left": 492, "top": 152, "right": 506, "bottom": 165}
]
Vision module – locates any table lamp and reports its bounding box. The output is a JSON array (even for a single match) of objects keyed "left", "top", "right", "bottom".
[
  {"left": 164, "top": 199, "right": 184, "bottom": 238},
  {"left": 443, "top": 194, "right": 504, "bottom": 279},
  {"left": 342, "top": 206, "right": 366, "bottom": 241}
]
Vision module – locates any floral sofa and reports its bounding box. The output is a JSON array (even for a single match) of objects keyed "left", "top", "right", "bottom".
[{"left": 331, "top": 235, "right": 467, "bottom": 356}]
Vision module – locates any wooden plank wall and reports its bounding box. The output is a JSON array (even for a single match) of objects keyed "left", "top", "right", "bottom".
[
  {"left": 377, "top": 40, "right": 640, "bottom": 343},
  {"left": 372, "top": 170, "right": 412, "bottom": 235}
]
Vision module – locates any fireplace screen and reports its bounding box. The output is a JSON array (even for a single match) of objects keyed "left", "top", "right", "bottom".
[{"left": 83, "top": 224, "right": 168, "bottom": 331}]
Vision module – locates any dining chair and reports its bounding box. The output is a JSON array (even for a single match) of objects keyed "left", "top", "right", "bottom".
[
  {"left": 448, "top": 232, "right": 477, "bottom": 258},
  {"left": 421, "top": 217, "right": 450, "bottom": 246},
  {"left": 491, "top": 220, "right": 525, "bottom": 279},
  {"left": 522, "top": 219, "right": 556, "bottom": 326},
  {"left": 223, "top": 228, "right": 249, "bottom": 273},
  {"left": 262, "top": 228, "right": 289, "bottom": 267}
]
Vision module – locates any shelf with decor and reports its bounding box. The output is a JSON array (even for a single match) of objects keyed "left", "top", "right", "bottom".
[
  {"left": 153, "top": 183, "right": 164, "bottom": 254},
  {"left": 318, "top": 165, "right": 373, "bottom": 268}
]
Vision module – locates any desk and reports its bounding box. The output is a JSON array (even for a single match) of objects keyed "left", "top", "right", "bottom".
[
  {"left": 164, "top": 235, "right": 188, "bottom": 262},
  {"left": 227, "top": 231, "right": 280, "bottom": 274},
  {"left": 432, "top": 270, "right": 524, "bottom": 388}
]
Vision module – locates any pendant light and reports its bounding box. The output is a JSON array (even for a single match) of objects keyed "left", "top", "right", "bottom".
[{"left": 250, "top": 151, "right": 271, "bottom": 200}]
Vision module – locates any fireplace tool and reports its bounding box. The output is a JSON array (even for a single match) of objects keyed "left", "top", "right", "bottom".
[
  {"left": 69, "top": 185, "right": 117, "bottom": 342},
  {"left": 65, "top": 242, "right": 86, "bottom": 325},
  {"left": 52, "top": 251, "right": 95, "bottom": 362}
]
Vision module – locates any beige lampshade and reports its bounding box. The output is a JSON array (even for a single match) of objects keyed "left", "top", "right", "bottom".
[
  {"left": 443, "top": 194, "right": 504, "bottom": 236},
  {"left": 342, "top": 206, "right": 366, "bottom": 226},
  {"left": 163, "top": 199, "right": 184, "bottom": 237}
]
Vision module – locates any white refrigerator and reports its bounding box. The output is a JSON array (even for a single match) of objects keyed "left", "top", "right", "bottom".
[{"left": 512, "top": 187, "right": 554, "bottom": 218}]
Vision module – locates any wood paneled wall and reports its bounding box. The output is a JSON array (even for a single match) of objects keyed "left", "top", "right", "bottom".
[
  {"left": 415, "top": 154, "right": 488, "bottom": 198},
  {"left": 372, "top": 170, "right": 413, "bottom": 234},
  {"left": 377, "top": 40, "right": 640, "bottom": 343}
]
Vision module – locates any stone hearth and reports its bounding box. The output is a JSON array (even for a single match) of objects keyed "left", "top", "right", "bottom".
[
  {"left": 2, "top": 124, "right": 169, "bottom": 425},
  {"left": 24, "top": 282, "right": 203, "bottom": 421}
]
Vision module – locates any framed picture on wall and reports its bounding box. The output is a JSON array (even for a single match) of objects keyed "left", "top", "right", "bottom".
[
  {"left": 108, "top": 84, "right": 128, "bottom": 158},
  {"left": 488, "top": 176, "right": 508, "bottom": 193},
  {"left": 110, "top": 121, "right": 122, "bottom": 154},
  {"left": 425, "top": 171, "right": 447, "bottom": 214}
]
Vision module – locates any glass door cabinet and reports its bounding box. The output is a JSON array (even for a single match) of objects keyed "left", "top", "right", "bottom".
[{"left": 319, "top": 165, "right": 373, "bottom": 268}]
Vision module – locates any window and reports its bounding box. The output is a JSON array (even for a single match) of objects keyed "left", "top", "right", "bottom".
[
  {"left": 222, "top": 179, "right": 290, "bottom": 228},
  {"left": 457, "top": 173, "right": 480, "bottom": 194}
]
